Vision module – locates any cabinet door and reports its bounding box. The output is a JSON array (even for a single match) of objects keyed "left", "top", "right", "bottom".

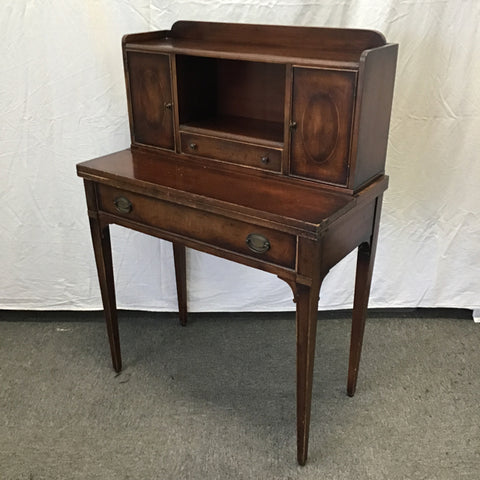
[
  {"left": 290, "top": 67, "right": 356, "bottom": 186},
  {"left": 127, "top": 52, "right": 174, "bottom": 150}
]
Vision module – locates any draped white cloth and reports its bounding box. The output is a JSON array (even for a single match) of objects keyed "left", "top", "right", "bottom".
[{"left": 1, "top": 1, "right": 479, "bottom": 312}]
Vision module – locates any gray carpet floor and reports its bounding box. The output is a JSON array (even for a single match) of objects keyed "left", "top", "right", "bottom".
[{"left": 1, "top": 309, "right": 479, "bottom": 480}]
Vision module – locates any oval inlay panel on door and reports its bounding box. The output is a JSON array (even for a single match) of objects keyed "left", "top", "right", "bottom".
[{"left": 300, "top": 92, "right": 339, "bottom": 165}]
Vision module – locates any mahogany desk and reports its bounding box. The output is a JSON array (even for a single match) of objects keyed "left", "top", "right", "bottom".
[{"left": 77, "top": 21, "right": 397, "bottom": 465}]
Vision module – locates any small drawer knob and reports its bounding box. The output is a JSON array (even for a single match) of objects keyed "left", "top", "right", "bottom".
[
  {"left": 113, "top": 196, "right": 132, "bottom": 214},
  {"left": 260, "top": 155, "right": 270, "bottom": 165},
  {"left": 246, "top": 233, "right": 270, "bottom": 254},
  {"left": 289, "top": 120, "right": 297, "bottom": 130},
  {"left": 164, "top": 102, "right": 173, "bottom": 110},
  {"left": 189, "top": 143, "right": 198, "bottom": 151}
]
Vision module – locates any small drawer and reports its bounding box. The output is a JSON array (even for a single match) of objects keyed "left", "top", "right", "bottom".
[
  {"left": 180, "top": 132, "right": 282, "bottom": 172},
  {"left": 97, "top": 185, "right": 296, "bottom": 269}
]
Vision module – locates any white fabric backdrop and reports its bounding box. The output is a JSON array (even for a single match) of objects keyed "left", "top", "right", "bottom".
[{"left": 1, "top": 0, "right": 479, "bottom": 312}]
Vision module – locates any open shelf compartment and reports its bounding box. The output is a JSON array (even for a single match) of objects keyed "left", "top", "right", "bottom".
[{"left": 176, "top": 55, "right": 286, "bottom": 146}]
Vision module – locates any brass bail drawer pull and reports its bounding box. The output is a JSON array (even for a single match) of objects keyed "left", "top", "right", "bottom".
[
  {"left": 113, "top": 196, "right": 132, "bottom": 214},
  {"left": 246, "top": 233, "right": 270, "bottom": 254}
]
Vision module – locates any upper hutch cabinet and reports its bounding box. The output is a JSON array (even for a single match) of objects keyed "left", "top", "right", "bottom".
[{"left": 122, "top": 21, "right": 397, "bottom": 191}]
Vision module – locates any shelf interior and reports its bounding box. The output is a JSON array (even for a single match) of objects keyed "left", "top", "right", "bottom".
[{"left": 176, "top": 55, "right": 286, "bottom": 146}]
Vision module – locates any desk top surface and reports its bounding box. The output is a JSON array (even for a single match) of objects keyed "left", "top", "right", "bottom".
[{"left": 77, "top": 149, "right": 386, "bottom": 237}]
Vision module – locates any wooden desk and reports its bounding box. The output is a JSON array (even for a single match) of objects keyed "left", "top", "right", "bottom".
[{"left": 77, "top": 21, "right": 397, "bottom": 465}]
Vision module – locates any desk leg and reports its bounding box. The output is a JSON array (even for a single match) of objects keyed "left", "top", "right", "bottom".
[
  {"left": 89, "top": 218, "right": 122, "bottom": 373},
  {"left": 347, "top": 196, "right": 383, "bottom": 397},
  {"left": 296, "top": 281, "right": 322, "bottom": 466},
  {"left": 173, "top": 243, "right": 187, "bottom": 326}
]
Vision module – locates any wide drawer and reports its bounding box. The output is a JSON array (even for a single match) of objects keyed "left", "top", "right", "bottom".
[
  {"left": 97, "top": 184, "right": 296, "bottom": 269},
  {"left": 180, "top": 132, "right": 282, "bottom": 172}
]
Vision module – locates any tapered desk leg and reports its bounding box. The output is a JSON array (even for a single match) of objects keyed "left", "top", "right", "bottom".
[
  {"left": 296, "top": 281, "right": 322, "bottom": 466},
  {"left": 88, "top": 218, "right": 122, "bottom": 373},
  {"left": 347, "top": 196, "right": 383, "bottom": 397},
  {"left": 173, "top": 242, "right": 187, "bottom": 326}
]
